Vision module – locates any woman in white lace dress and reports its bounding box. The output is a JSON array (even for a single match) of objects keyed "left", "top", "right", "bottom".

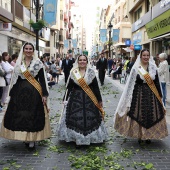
[
  {"left": 58, "top": 55, "right": 107, "bottom": 147},
  {"left": 114, "top": 49, "right": 168, "bottom": 144}
]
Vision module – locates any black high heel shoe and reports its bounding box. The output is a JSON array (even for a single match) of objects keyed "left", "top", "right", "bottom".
[
  {"left": 24, "top": 142, "right": 29, "bottom": 147},
  {"left": 138, "top": 139, "right": 145, "bottom": 144}
]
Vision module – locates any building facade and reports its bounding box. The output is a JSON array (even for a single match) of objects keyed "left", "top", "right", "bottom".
[
  {"left": 0, "top": 0, "right": 49, "bottom": 56},
  {"left": 128, "top": 0, "right": 170, "bottom": 57}
]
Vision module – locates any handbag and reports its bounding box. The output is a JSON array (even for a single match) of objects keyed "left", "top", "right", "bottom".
[
  {"left": 3, "top": 76, "right": 8, "bottom": 86},
  {"left": 0, "top": 69, "right": 5, "bottom": 77}
]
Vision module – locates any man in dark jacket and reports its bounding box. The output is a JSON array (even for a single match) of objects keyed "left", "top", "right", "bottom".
[
  {"left": 107, "top": 57, "right": 113, "bottom": 76},
  {"left": 61, "top": 55, "right": 73, "bottom": 84},
  {"left": 97, "top": 50, "right": 107, "bottom": 86}
]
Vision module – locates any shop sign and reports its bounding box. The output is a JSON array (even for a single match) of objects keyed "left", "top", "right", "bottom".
[
  {"left": 152, "top": 0, "right": 170, "bottom": 19},
  {"left": 134, "top": 45, "right": 142, "bottom": 50},
  {"left": 125, "top": 39, "right": 131, "bottom": 46},
  {"left": 135, "top": 19, "right": 143, "bottom": 26},
  {"left": 160, "top": 0, "right": 170, "bottom": 8},
  {"left": 132, "top": 10, "right": 151, "bottom": 32},
  {"left": 145, "top": 10, "right": 170, "bottom": 38},
  {"left": 0, "top": 23, "right": 12, "bottom": 31},
  {"left": 132, "top": 32, "right": 142, "bottom": 45}
]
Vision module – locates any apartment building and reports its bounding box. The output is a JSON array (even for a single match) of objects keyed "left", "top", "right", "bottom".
[
  {"left": 0, "top": 0, "right": 48, "bottom": 56},
  {"left": 0, "top": 0, "right": 62, "bottom": 58},
  {"left": 112, "top": 0, "right": 131, "bottom": 58},
  {"left": 128, "top": 0, "right": 170, "bottom": 57}
]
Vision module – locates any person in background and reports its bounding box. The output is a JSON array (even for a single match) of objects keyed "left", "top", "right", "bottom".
[
  {"left": 112, "top": 62, "right": 122, "bottom": 79},
  {"left": 68, "top": 52, "right": 75, "bottom": 69},
  {"left": 50, "top": 61, "right": 58, "bottom": 83},
  {"left": 126, "top": 57, "right": 136, "bottom": 75},
  {"left": 0, "top": 56, "right": 6, "bottom": 111},
  {"left": 97, "top": 50, "right": 107, "bottom": 86},
  {"left": 122, "top": 56, "right": 130, "bottom": 78},
  {"left": 158, "top": 53, "right": 169, "bottom": 106},
  {"left": 42, "top": 55, "right": 50, "bottom": 72},
  {"left": 107, "top": 57, "right": 113, "bottom": 76},
  {"left": 61, "top": 55, "right": 73, "bottom": 85},
  {"left": 0, "top": 42, "right": 51, "bottom": 149},
  {"left": 58, "top": 54, "right": 107, "bottom": 148},
  {"left": 55, "top": 61, "right": 61, "bottom": 84},
  {"left": 155, "top": 53, "right": 160, "bottom": 67},
  {"left": 114, "top": 49, "right": 168, "bottom": 144},
  {"left": 10, "top": 54, "right": 18, "bottom": 67},
  {"left": 1, "top": 52, "right": 14, "bottom": 106}
]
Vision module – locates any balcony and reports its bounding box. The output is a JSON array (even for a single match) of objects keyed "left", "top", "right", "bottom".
[
  {"left": 15, "top": 0, "right": 23, "bottom": 20},
  {"left": 0, "top": 6, "right": 13, "bottom": 22}
]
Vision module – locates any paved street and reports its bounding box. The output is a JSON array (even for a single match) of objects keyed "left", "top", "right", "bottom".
[{"left": 0, "top": 72, "right": 170, "bottom": 170}]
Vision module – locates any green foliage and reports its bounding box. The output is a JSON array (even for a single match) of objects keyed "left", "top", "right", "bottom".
[{"left": 29, "top": 19, "right": 47, "bottom": 30}]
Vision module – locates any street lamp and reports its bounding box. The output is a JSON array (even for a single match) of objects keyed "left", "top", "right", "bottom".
[
  {"left": 96, "top": 44, "right": 98, "bottom": 59},
  {"left": 33, "top": 0, "right": 43, "bottom": 57},
  {"left": 108, "top": 22, "right": 113, "bottom": 59},
  {"left": 77, "top": 47, "right": 80, "bottom": 55}
]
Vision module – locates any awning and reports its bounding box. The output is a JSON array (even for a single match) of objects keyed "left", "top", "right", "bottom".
[
  {"left": 113, "top": 43, "right": 125, "bottom": 47},
  {"left": 50, "top": 25, "right": 59, "bottom": 31},
  {"left": 122, "top": 47, "right": 133, "bottom": 52},
  {"left": 151, "top": 33, "right": 170, "bottom": 41}
]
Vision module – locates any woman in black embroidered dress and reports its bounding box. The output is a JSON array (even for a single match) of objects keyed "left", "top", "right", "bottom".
[
  {"left": 0, "top": 42, "right": 51, "bottom": 149},
  {"left": 114, "top": 49, "right": 168, "bottom": 144},
  {"left": 58, "top": 55, "right": 107, "bottom": 146}
]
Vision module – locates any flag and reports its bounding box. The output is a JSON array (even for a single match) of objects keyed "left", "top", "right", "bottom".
[
  {"left": 64, "top": 40, "right": 69, "bottom": 49},
  {"left": 100, "top": 29, "right": 107, "bottom": 43},
  {"left": 112, "top": 29, "right": 120, "bottom": 43},
  {"left": 43, "top": 0, "right": 58, "bottom": 27},
  {"left": 72, "top": 39, "right": 77, "bottom": 48}
]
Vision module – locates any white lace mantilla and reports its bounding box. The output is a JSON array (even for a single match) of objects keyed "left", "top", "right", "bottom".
[
  {"left": 10, "top": 59, "right": 44, "bottom": 92},
  {"left": 58, "top": 106, "right": 108, "bottom": 145},
  {"left": 114, "top": 62, "right": 157, "bottom": 119},
  {"left": 70, "top": 67, "right": 96, "bottom": 85}
]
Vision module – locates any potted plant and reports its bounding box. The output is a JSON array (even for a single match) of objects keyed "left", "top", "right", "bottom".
[{"left": 29, "top": 19, "right": 46, "bottom": 30}]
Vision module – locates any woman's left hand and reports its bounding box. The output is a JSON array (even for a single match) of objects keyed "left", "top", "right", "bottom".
[{"left": 42, "top": 97, "right": 47, "bottom": 105}]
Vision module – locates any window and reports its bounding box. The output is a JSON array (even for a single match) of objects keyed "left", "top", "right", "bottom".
[
  {"left": 146, "top": 0, "right": 150, "bottom": 12},
  {"left": 5, "top": 3, "right": 8, "bottom": 10},
  {"left": 60, "top": 10, "right": 63, "bottom": 20},
  {"left": 134, "top": 7, "right": 142, "bottom": 21}
]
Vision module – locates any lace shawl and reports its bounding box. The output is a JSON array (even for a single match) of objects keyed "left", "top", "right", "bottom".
[
  {"left": 70, "top": 67, "right": 96, "bottom": 85},
  {"left": 9, "top": 58, "right": 44, "bottom": 92},
  {"left": 114, "top": 60, "right": 157, "bottom": 119}
]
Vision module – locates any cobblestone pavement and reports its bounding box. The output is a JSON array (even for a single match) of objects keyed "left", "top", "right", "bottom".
[{"left": 0, "top": 73, "right": 170, "bottom": 170}]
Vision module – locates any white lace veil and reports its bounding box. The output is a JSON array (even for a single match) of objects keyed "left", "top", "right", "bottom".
[
  {"left": 114, "top": 49, "right": 157, "bottom": 121},
  {"left": 15, "top": 42, "right": 39, "bottom": 67},
  {"left": 66, "top": 54, "right": 92, "bottom": 87}
]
